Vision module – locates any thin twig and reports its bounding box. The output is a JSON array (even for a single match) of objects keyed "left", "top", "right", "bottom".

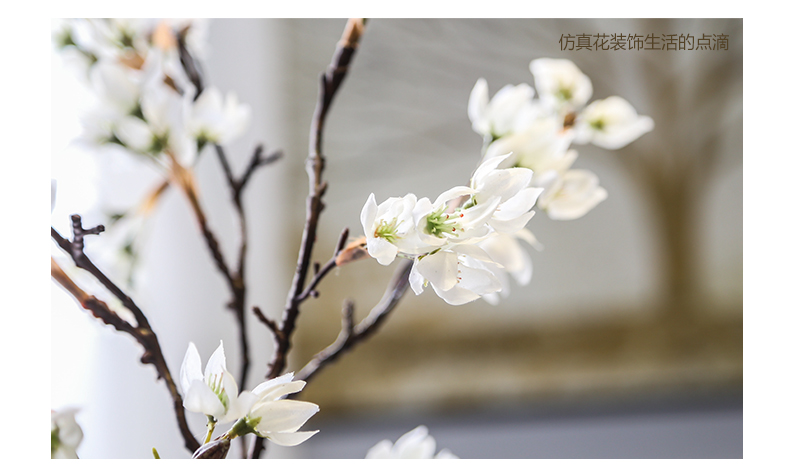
[
  {"left": 51, "top": 225, "right": 200, "bottom": 452},
  {"left": 177, "top": 36, "right": 283, "bottom": 392},
  {"left": 267, "top": 18, "right": 366, "bottom": 381},
  {"left": 294, "top": 259, "right": 413, "bottom": 384}
]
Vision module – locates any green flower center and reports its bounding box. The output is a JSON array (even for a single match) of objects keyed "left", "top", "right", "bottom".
[
  {"left": 207, "top": 373, "right": 230, "bottom": 412},
  {"left": 556, "top": 87, "right": 573, "bottom": 102},
  {"left": 424, "top": 206, "right": 465, "bottom": 238},
  {"left": 589, "top": 118, "right": 606, "bottom": 131},
  {"left": 374, "top": 217, "right": 402, "bottom": 243}
]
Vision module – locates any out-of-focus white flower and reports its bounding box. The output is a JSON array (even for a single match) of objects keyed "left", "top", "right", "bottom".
[
  {"left": 468, "top": 78, "right": 537, "bottom": 139},
  {"left": 409, "top": 244, "right": 503, "bottom": 305},
  {"left": 115, "top": 81, "right": 197, "bottom": 165},
  {"left": 574, "top": 96, "right": 655, "bottom": 149},
  {"left": 51, "top": 408, "right": 83, "bottom": 459},
  {"left": 180, "top": 342, "right": 257, "bottom": 424},
  {"left": 90, "top": 60, "right": 144, "bottom": 116},
  {"left": 240, "top": 373, "right": 320, "bottom": 447},
  {"left": 479, "top": 229, "right": 537, "bottom": 305},
  {"left": 538, "top": 169, "right": 608, "bottom": 220},
  {"left": 366, "top": 426, "right": 458, "bottom": 459},
  {"left": 484, "top": 117, "right": 575, "bottom": 182},
  {"left": 187, "top": 87, "right": 251, "bottom": 147},
  {"left": 529, "top": 58, "right": 593, "bottom": 113}
]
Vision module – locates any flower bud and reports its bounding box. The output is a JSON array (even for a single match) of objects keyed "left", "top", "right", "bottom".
[{"left": 191, "top": 438, "right": 230, "bottom": 459}]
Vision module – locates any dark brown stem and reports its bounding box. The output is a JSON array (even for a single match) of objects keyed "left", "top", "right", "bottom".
[
  {"left": 178, "top": 31, "right": 283, "bottom": 391},
  {"left": 267, "top": 18, "right": 365, "bottom": 381},
  {"left": 249, "top": 18, "right": 365, "bottom": 460},
  {"left": 294, "top": 259, "right": 413, "bottom": 384},
  {"left": 51, "top": 225, "right": 200, "bottom": 453}
]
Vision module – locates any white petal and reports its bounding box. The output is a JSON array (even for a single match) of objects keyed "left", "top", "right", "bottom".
[
  {"left": 468, "top": 78, "right": 489, "bottom": 134},
  {"left": 204, "top": 341, "right": 227, "bottom": 378},
  {"left": 391, "top": 426, "right": 436, "bottom": 458},
  {"left": 367, "top": 237, "right": 398, "bottom": 266},
  {"left": 223, "top": 390, "right": 258, "bottom": 423},
  {"left": 360, "top": 193, "right": 378, "bottom": 238},
  {"left": 114, "top": 116, "right": 152, "bottom": 152},
  {"left": 415, "top": 251, "right": 458, "bottom": 291},
  {"left": 366, "top": 440, "right": 395, "bottom": 459},
  {"left": 432, "top": 284, "right": 481, "bottom": 305},
  {"left": 251, "top": 373, "right": 295, "bottom": 397},
  {"left": 266, "top": 430, "right": 319, "bottom": 447},
  {"left": 183, "top": 379, "right": 225, "bottom": 418},
  {"left": 435, "top": 449, "right": 459, "bottom": 459},
  {"left": 251, "top": 399, "right": 319, "bottom": 434},
  {"left": 408, "top": 263, "right": 426, "bottom": 296},
  {"left": 180, "top": 342, "right": 203, "bottom": 394},
  {"left": 259, "top": 380, "right": 307, "bottom": 402}
]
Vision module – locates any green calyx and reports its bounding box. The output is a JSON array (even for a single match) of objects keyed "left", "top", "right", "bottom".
[{"left": 227, "top": 416, "right": 261, "bottom": 440}]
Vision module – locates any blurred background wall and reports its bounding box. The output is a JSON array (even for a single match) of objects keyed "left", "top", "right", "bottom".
[{"left": 51, "top": 18, "right": 742, "bottom": 458}]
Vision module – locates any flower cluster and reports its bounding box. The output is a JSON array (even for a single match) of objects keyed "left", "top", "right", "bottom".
[
  {"left": 180, "top": 342, "right": 319, "bottom": 447},
  {"left": 470, "top": 58, "right": 654, "bottom": 221},
  {"left": 53, "top": 19, "right": 250, "bottom": 170},
  {"left": 362, "top": 58, "right": 652, "bottom": 306},
  {"left": 366, "top": 426, "right": 457, "bottom": 459},
  {"left": 362, "top": 153, "right": 542, "bottom": 306}
]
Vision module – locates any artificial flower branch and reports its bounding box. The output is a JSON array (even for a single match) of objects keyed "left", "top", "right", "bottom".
[
  {"left": 174, "top": 36, "right": 283, "bottom": 391},
  {"left": 51, "top": 220, "right": 201, "bottom": 452},
  {"left": 294, "top": 259, "right": 414, "bottom": 384},
  {"left": 267, "top": 18, "right": 366, "bottom": 381}
]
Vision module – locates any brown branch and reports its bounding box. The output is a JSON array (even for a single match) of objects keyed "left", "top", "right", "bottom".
[
  {"left": 267, "top": 18, "right": 366, "bottom": 381},
  {"left": 51, "top": 227, "right": 200, "bottom": 453},
  {"left": 177, "top": 33, "right": 284, "bottom": 392},
  {"left": 248, "top": 18, "right": 366, "bottom": 460},
  {"left": 294, "top": 259, "right": 413, "bottom": 384}
]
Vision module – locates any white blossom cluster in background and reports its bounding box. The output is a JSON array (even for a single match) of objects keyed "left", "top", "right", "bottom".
[
  {"left": 181, "top": 342, "right": 319, "bottom": 448},
  {"left": 52, "top": 19, "right": 250, "bottom": 170},
  {"left": 52, "top": 19, "right": 252, "bottom": 284},
  {"left": 363, "top": 57, "right": 653, "bottom": 306}
]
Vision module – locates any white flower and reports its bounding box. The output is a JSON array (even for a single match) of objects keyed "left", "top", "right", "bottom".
[
  {"left": 116, "top": 81, "right": 197, "bottom": 165},
  {"left": 530, "top": 58, "right": 593, "bottom": 113},
  {"left": 187, "top": 87, "right": 251, "bottom": 147},
  {"left": 89, "top": 60, "right": 144, "bottom": 117},
  {"left": 468, "top": 78, "right": 537, "bottom": 139},
  {"left": 409, "top": 244, "right": 503, "bottom": 305},
  {"left": 243, "top": 373, "right": 319, "bottom": 446},
  {"left": 51, "top": 408, "right": 83, "bottom": 459},
  {"left": 468, "top": 153, "right": 542, "bottom": 233},
  {"left": 483, "top": 117, "right": 576, "bottom": 183},
  {"left": 362, "top": 193, "right": 429, "bottom": 265},
  {"left": 412, "top": 186, "right": 499, "bottom": 247},
  {"left": 574, "top": 96, "right": 654, "bottom": 149},
  {"left": 538, "top": 169, "right": 608, "bottom": 220},
  {"left": 366, "top": 426, "right": 458, "bottom": 459},
  {"left": 180, "top": 341, "right": 257, "bottom": 424},
  {"left": 529, "top": 58, "right": 592, "bottom": 113}
]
